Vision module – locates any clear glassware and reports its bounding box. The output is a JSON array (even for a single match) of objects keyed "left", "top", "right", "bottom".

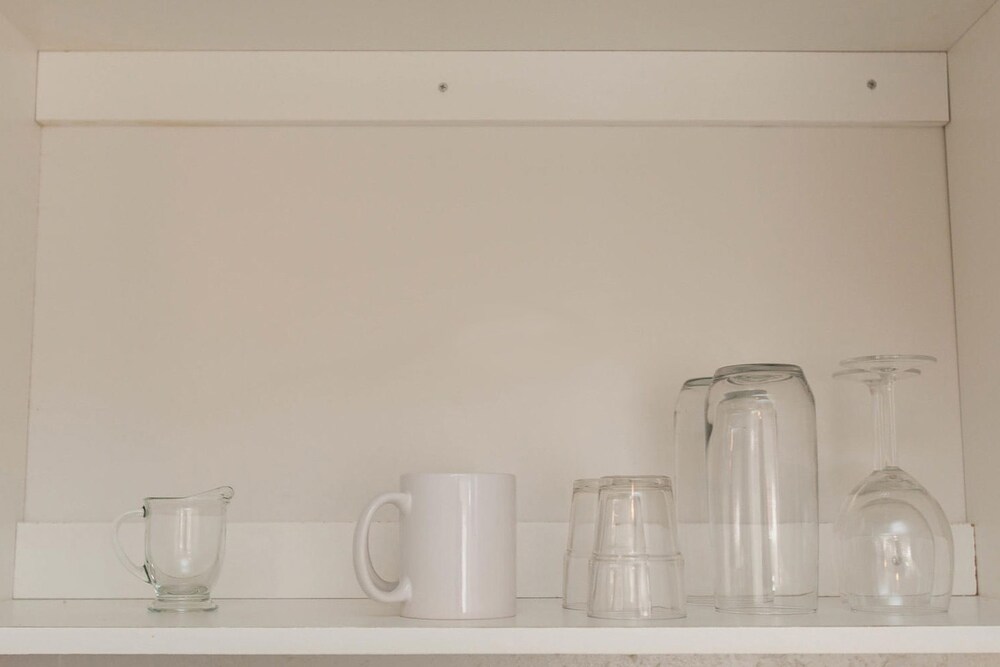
[
  {"left": 112, "top": 486, "right": 234, "bottom": 611},
  {"left": 673, "top": 377, "right": 713, "bottom": 605},
  {"left": 563, "top": 478, "right": 599, "bottom": 610},
  {"left": 707, "top": 364, "right": 818, "bottom": 615},
  {"left": 587, "top": 476, "right": 685, "bottom": 620},
  {"left": 834, "top": 355, "right": 953, "bottom": 614}
]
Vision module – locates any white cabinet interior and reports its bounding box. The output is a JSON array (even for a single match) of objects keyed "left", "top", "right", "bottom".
[{"left": 1, "top": 0, "right": 1000, "bottom": 656}]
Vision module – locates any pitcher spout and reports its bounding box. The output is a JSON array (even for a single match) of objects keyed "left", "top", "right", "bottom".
[{"left": 187, "top": 486, "right": 235, "bottom": 503}]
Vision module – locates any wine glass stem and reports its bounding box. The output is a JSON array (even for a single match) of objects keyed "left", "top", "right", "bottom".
[{"left": 868, "top": 376, "right": 898, "bottom": 470}]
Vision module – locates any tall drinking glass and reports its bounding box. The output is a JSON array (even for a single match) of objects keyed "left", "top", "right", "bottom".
[
  {"left": 673, "top": 377, "right": 712, "bottom": 604},
  {"left": 707, "top": 364, "right": 818, "bottom": 614}
]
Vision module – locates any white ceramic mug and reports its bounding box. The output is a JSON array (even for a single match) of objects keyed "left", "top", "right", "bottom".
[{"left": 353, "top": 472, "right": 517, "bottom": 619}]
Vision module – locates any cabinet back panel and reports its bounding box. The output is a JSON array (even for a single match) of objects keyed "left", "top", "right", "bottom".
[{"left": 27, "top": 126, "right": 961, "bottom": 523}]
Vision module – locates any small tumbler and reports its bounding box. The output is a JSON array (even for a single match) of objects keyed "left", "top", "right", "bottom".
[{"left": 587, "top": 476, "right": 686, "bottom": 620}]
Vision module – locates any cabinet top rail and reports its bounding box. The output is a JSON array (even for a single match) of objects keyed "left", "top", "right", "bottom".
[{"left": 36, "top": 51, "right": 948, "bottom": 127}]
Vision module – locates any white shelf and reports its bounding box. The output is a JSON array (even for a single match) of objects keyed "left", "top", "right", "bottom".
[{"left": 0, "top": 597, "right": 998, "bottom": 655}]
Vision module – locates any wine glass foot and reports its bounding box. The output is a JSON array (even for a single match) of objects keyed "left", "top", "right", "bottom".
[{"left": 836, "top": 354, "right": 937, "bottom": 383}]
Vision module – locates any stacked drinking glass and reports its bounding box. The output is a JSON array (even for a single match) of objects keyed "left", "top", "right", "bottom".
[
  {"left": 564, "top": 475, "right": 686, "bottom": 620},
  {"left": 562, "top": 478, "right": 599, "bottom": 611}
]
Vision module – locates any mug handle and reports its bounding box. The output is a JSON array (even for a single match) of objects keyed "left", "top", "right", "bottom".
[
  {"left": 353, "top": 492, "right": 412, "bottom": 603},
  {"left": 112, "top": 508, "right": 150, "bottom": 583}
]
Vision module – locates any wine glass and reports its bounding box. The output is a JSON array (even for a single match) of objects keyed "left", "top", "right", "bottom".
[{"left": 833, "top": 355, "right": 953, "bottom": 614}]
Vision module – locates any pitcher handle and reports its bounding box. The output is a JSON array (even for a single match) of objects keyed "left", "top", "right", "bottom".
[
  {"left": 112, "top": 509, "right": 150, "bottom": 583},
  {"left": 352, "top": 492, "right": 412, "bottom": 603}
]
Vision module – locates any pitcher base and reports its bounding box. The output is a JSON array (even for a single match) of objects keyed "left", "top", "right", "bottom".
[{"left": 149, "top": 594, "right": 217, "bottom": 612}]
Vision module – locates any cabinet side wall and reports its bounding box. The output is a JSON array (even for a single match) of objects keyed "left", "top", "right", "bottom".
[
  {"left": 948, "top": 0, "right": 1000, "bottom": 598},
  {"left": 0, "top": 12, "right": 39, "bottom": 599}
]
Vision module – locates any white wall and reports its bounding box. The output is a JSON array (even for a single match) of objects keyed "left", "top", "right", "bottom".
[
  {"left": 948, "top": 0, "right": 1000, "bottom": 598},
  {"left": 26, "top": 125, "right": 963, "bottom": 526},
  {"left": 0, "top": 12, "right": 38, "bottom": 598}
]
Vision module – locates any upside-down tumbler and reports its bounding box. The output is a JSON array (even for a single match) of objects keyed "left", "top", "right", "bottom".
[{"left": 707, "top": 364, "right": 818, "bottom": 614}]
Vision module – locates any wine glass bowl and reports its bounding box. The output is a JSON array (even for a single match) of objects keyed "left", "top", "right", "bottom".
[
  {"left": 838, "top": 467, "right": 952, "bottom": 613},
  {"left": 834, "top": 355, "right": 953, "bottom": 614}
]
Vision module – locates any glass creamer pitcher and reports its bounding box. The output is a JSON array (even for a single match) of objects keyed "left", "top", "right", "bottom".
[{"left": 113, "top": 486, "right": 234, "bottom": 611}]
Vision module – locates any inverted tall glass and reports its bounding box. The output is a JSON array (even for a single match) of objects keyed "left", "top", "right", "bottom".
[
  {"left": 707, "top": 364, "right": 818, "bottom": 614},
  {"left": 673, "top": 377, "right": 713, "bottom": 604}
]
